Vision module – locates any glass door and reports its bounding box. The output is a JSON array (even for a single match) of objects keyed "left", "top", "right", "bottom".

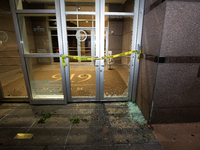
[
  {"left": 9, "top": 0, "right": 143, "bottom": 103},
  {"left": 61, "top": 0, "right": 137, "bottom": 102},
  {"left": 10, "top": 0, "right": 67, "bottom": 104},
  {"left": 60, "top": 0, "right": 97, "bottom": 101},
  {"left": 68, "top": 29, "right": 96, "bottom": 99}
]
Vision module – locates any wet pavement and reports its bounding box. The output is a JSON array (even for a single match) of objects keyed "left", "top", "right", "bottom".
[{"left": 0, "top": 102, "right": 162, "bottom": 150}]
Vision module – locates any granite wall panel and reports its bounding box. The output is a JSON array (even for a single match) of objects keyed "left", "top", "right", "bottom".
[
  {"left": 122, "top": 18, "right": 133, "bottom": 35},
  {"left": 142, "top": 2, "right": 166, "bottom": 56},
  {"left": 109, "top": 21, "right": 123, "bottom": 36},
  {"left": 109, "top": 36, "right": 122, "bottom": 50},
  {"left": 108, "top": 20, "right": 123, "bottom": 61},
  {"left": 121, "top": 17, "right": 132, "bottom": 64},
  {"left": 122, "top": 33, "right": 132, "bottom": 51},
  {"left": 149, "top": 107, "right": 200, "bottom": 124},
  {"left": 160, "top": 1, "right": 200, "bottom": 57},
  {"left": 141, "top": 0, "right": 200, "bottom": 124},
  {"left": 145, "top": 0, "right": 157, "bottom": 9},
  {"left": 172, "top": 0, "right": 200, "bottom": 2},
  {"left": 138, "top": 59, "right": 158, "bottom": 106},
  {"left": 136, "top": 91, "right": 152, "bottom": 121},
  {"left": 153, "top": 64, "right": 200, "bottom": 108}
]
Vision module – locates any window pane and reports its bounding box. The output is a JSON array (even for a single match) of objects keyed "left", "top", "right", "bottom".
[
  {"left": 0, "top": 3, "right": 27, "bottom": 97},
  {"left": 104, "top": 15, "right": 133, "bottom": 97},
  {"left": 78, "top": 5, "right": 93, "bottom": 12},
  {"left": 15, "top": 0, "right": 55, "bottom": 10},
  {"left": 18, "top": 14, "right": 59, "bottom": 54},
  {"left": 105, "top": 0, "right": 134, "bottom": 12},
  {"left": 65, "top": 1, "right": 95, "bottom": 12},
  {"left": 26, "top": 57, "right": 63, "bottom": 99},
  {"left": 70, "top": 65, "right": 96, "bottom": 97}
]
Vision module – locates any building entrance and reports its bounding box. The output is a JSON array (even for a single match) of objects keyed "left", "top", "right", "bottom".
[{"left": 1, "top": 0, "right": 144, "bottom": 104}]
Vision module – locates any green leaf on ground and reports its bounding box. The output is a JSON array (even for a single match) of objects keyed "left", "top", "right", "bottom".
[
  {"left": 122, "top": 102, "right": 126, "bottom": 106},
  {"left": 44, "top": 113, "right": 51, "bottom": 119},
  {"left": 38, "top": 113, "right": 51, "bottom": 124},
  {"left": 44, "top": 147, "right": 48, "bottom": 150},
  {"left": 70, "top": 117, "right": 79, "bottom": 124}
]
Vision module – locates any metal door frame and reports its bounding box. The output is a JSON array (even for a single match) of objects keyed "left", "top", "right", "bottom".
[
  {"left": 63, "top": 0, "right": 145, "bottom": 102},
  {"left": 4, "top": 0, "right": 144, "bottom": 104},
  {"left": 9, "top": 0, "right": 67, "bottom": 104}
]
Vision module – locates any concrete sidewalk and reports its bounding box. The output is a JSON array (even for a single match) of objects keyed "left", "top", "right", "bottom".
[
  {"left": 1, "top": 102, "right": 199, "bottom": 150},
  {"left": 0, "top": 102, "right": 162, "bottom": 150},
  {"left": 1, "top": 102, "right": 200, "bottom": 150}
]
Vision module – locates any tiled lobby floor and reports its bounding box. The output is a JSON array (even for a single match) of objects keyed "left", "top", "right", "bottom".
[
  {"left": 0, "top": 102, "right": 199, "bottom": 150},
  {"left": 0, "top": 102, "right": 162, "bottom": 150}
]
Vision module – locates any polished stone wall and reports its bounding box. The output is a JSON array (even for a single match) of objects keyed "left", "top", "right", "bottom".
[{"left": 137, "top": 0, "right": 200, "bottom": 123}]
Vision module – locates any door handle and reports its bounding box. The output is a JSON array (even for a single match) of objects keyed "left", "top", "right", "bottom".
[
  {"left": 101, "top": 61, "right": 106, "bottom": 67},
  {"left": 94, "top": 57, "right": 99, "bottom": 67}
]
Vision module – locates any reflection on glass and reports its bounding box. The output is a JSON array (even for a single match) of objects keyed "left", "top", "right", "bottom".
[
  {"left": 67, "top": 29, "right": 93, "bottom": 63},
  {"left": 65, "top": 1, "right": 95, "bottom": 12},
  {"left": 18, "top": 14, "right": 59, "bottom": 54},
  {"left": 78, "top": 5, "right": 93, "bottom": 12},
  {"left": 0, "top": 4, "right": 27, "bottom": 97},
  {"left": 70, "top": 65, "right": 96, "bottom": 97},
  {"left": 15, "top": 0, "right": 55, "bottom": 10},
  {"left": 79, "top": 21, "right": 92, "bottom": 27},
  {"left": 66, "top": 5, "right": 76, "bottom": 11},
  {"left": 104, "top": 62, "right": 130, "bottom": 98},
  {"left": 66, "top": 15, "right": 94, "bottom": 28},
  {"left": 104, "top": 15, "right": 133, "bottom": 97},
  {"left": 26, "top": 57, "right": 63, "bottom": 99},
  {"left": 105, "top": 0, "right": 134, "bottom": 12}
]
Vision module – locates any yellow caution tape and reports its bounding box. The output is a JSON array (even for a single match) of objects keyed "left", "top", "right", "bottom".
[
  {"left": 61, "top": 50, "right": 139, "bottom": 66},
  {"left": 138, "top": 49, "right": 141, "bottom": 62}
]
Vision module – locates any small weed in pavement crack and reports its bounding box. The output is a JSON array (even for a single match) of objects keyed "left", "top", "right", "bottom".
[
  {"left": 70, "top": 117, "right": 79, "bottom": 124},
  {"left": 43, "top": 146, "right": 48, "bottom": 150},
  {"left": 38, "top": 113, "right": 51, "bottom": 124}
]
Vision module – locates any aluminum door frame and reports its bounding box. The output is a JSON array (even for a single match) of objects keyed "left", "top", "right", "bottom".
[
  {"left": 131, "top": 0, "right": 145, "bottom": 102},
  {"left": 6, "top": 0, "right": 145, "bottom": 104},
  {"left": 9, "top": 0, "right": 68, "bottom": 104}
]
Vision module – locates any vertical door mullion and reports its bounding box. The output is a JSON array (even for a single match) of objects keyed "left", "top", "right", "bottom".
[
  {"left": 128, "top": 0, "right": 140, "bottom": 100},
  {"left": 95, "top": 0, "right": 100, "bottom": 101},
  {"left": 9, "top": 0, "right": 32, "bottom": 103},
  {"left": 132, "top": 0, "right": 145, "bottom": 102},
  {"left": 55, "top": 0, "right": 68, "bottom": 104},
  {"left": 99, "top": 0, "right": 105, "bottom": 100},
  {"left": 59, "top": 0, "right": 72, "bottom": 102}
]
